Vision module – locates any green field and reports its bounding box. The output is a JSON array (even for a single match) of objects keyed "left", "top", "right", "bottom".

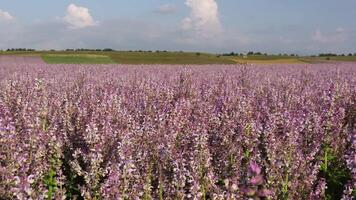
[
  {"left": 318, "top": 56, "right": 356, "bottom": 62},
  {"left": 1, "top": 51, "right": 234, "bottom": 64},
  {"left": 1, "top": 51, "right": 356, "bottom": 64},
  {"left": 226, "top": 55, "right": 305, "bottom": 64},
  {"left": 107, "top": 52, "right": 235, "bottom": 64},
  {"left": 42, "top": 54, "right": 115, "bottom": 64},
  {"left": 297, "top": 56, "right": 356, "bottom": 63}
]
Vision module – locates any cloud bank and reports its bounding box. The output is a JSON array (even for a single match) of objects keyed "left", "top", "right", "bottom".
[
  {"left": 63, "top": 4, "right": 97, "bottom": 29},
  {"left": 0, "top": 2, "right": 355, "bottom": 54},
  {"left": 312, "top": 28, "right": 348, "bottom": 44},
  {"left": 182, "top": 0, "right": 222, "bottom": 38},
  {"left": 0, "top": 9, "right": 14, "bottom": 21},
  {"left": 156, "top": 4, "right": 177, "bottom": 14}
]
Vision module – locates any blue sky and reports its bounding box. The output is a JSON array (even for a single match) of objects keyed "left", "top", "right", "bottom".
[{"left": 1, "top": 0, "right": 355, "bottom": 54}]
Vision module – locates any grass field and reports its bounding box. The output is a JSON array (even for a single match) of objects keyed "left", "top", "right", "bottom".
[
  {"left": 318, "top": 56, "right": 356, "bottom": 61},
  {"left": 107, "top": 51, "right": 235, "bottom": 64},
  {"left": 228, "top": 55, "right": 305, "bottom": 64},
  {"left": 2, "top": 51, "right": 356, "bottom": 64},
  {"left": 1, "top": 51, "right": 235, "bottom": 64},
  {"left": 42, "top": 54, "right": 115, "bottom": 64},
  {"left": 297, "top": 56, "right": 356, "bottom": 64}
]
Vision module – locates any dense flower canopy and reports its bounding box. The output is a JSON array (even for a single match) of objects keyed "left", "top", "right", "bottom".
[{"left": 0, "top": 62, "right": 355, "bottom": 199}]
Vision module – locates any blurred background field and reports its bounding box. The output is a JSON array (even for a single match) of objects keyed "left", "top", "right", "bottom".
[{"left": 2, "top": 50, "right": 356, "bottom": 64}]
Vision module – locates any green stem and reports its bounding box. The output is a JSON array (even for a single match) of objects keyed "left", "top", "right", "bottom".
[
  {"left": 282, "top": 173, "right": 289, "bottom": 194},
  {"left": 144, "top": 164, "right": 152, "bottom": 200},
  {"left": 159, "top": 180, "right": 164, "bottom": 200},
  {"left": 324, "top": 148, "right": 328, "bottom": 173},
  {"left": 158, "top": 164, "right": 164, "bottom": 200}
]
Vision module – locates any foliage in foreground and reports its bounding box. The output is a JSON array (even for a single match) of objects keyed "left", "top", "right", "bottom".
[{"left": 0, "top": 63, "right": 355, "bottom": 199}]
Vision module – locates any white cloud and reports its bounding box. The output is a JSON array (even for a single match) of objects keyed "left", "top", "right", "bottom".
[
  {"left": 182, "top": 0, "right": 222, "bottom": 38},
  {"left": 336, "top": 27, "right": 345, "bottom": 33},
  {"left": 156, "top": 4, "right": 177, "bottom": 14},
  {"left": 0, "top": 9, "right": 14, "bottom": 21},
  {"left": 63, "top": 4, "right": 97, "bottom": 29},
  {"left": 312, "top": 28, "right": 347, "bottom": 44}
]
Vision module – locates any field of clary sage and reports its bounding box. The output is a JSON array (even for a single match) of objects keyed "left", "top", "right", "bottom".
[{"left": 0, "top": 62, "right": 355, "bottom": 199}]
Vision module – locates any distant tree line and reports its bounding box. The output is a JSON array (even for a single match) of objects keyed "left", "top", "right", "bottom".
[
  {"left": 319, "top": 53, "right": 356, "bottom": 57},
  {"left": 128, "top": 50, "right": 186, "bottom": 53},
  {"left": 62, "top": 49, "right": 187, "bottom": 53},
  {"left": 221, "top": 51, "right": 299, "bottom": 57},
  {"left": 0, "top": 48, "right": 190, "bottom": 54},
  {"left": 222, "top": 52, "right": 245, "bottom": 56},
  {"left": 5, "top": 48, "right": 36, "bottom": 51},
  {"left": 2, "top": 48, "right": 355, "bottom": 57},
  {"left": 64, "top": 48, "right": 115, "bottom": 52}
]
